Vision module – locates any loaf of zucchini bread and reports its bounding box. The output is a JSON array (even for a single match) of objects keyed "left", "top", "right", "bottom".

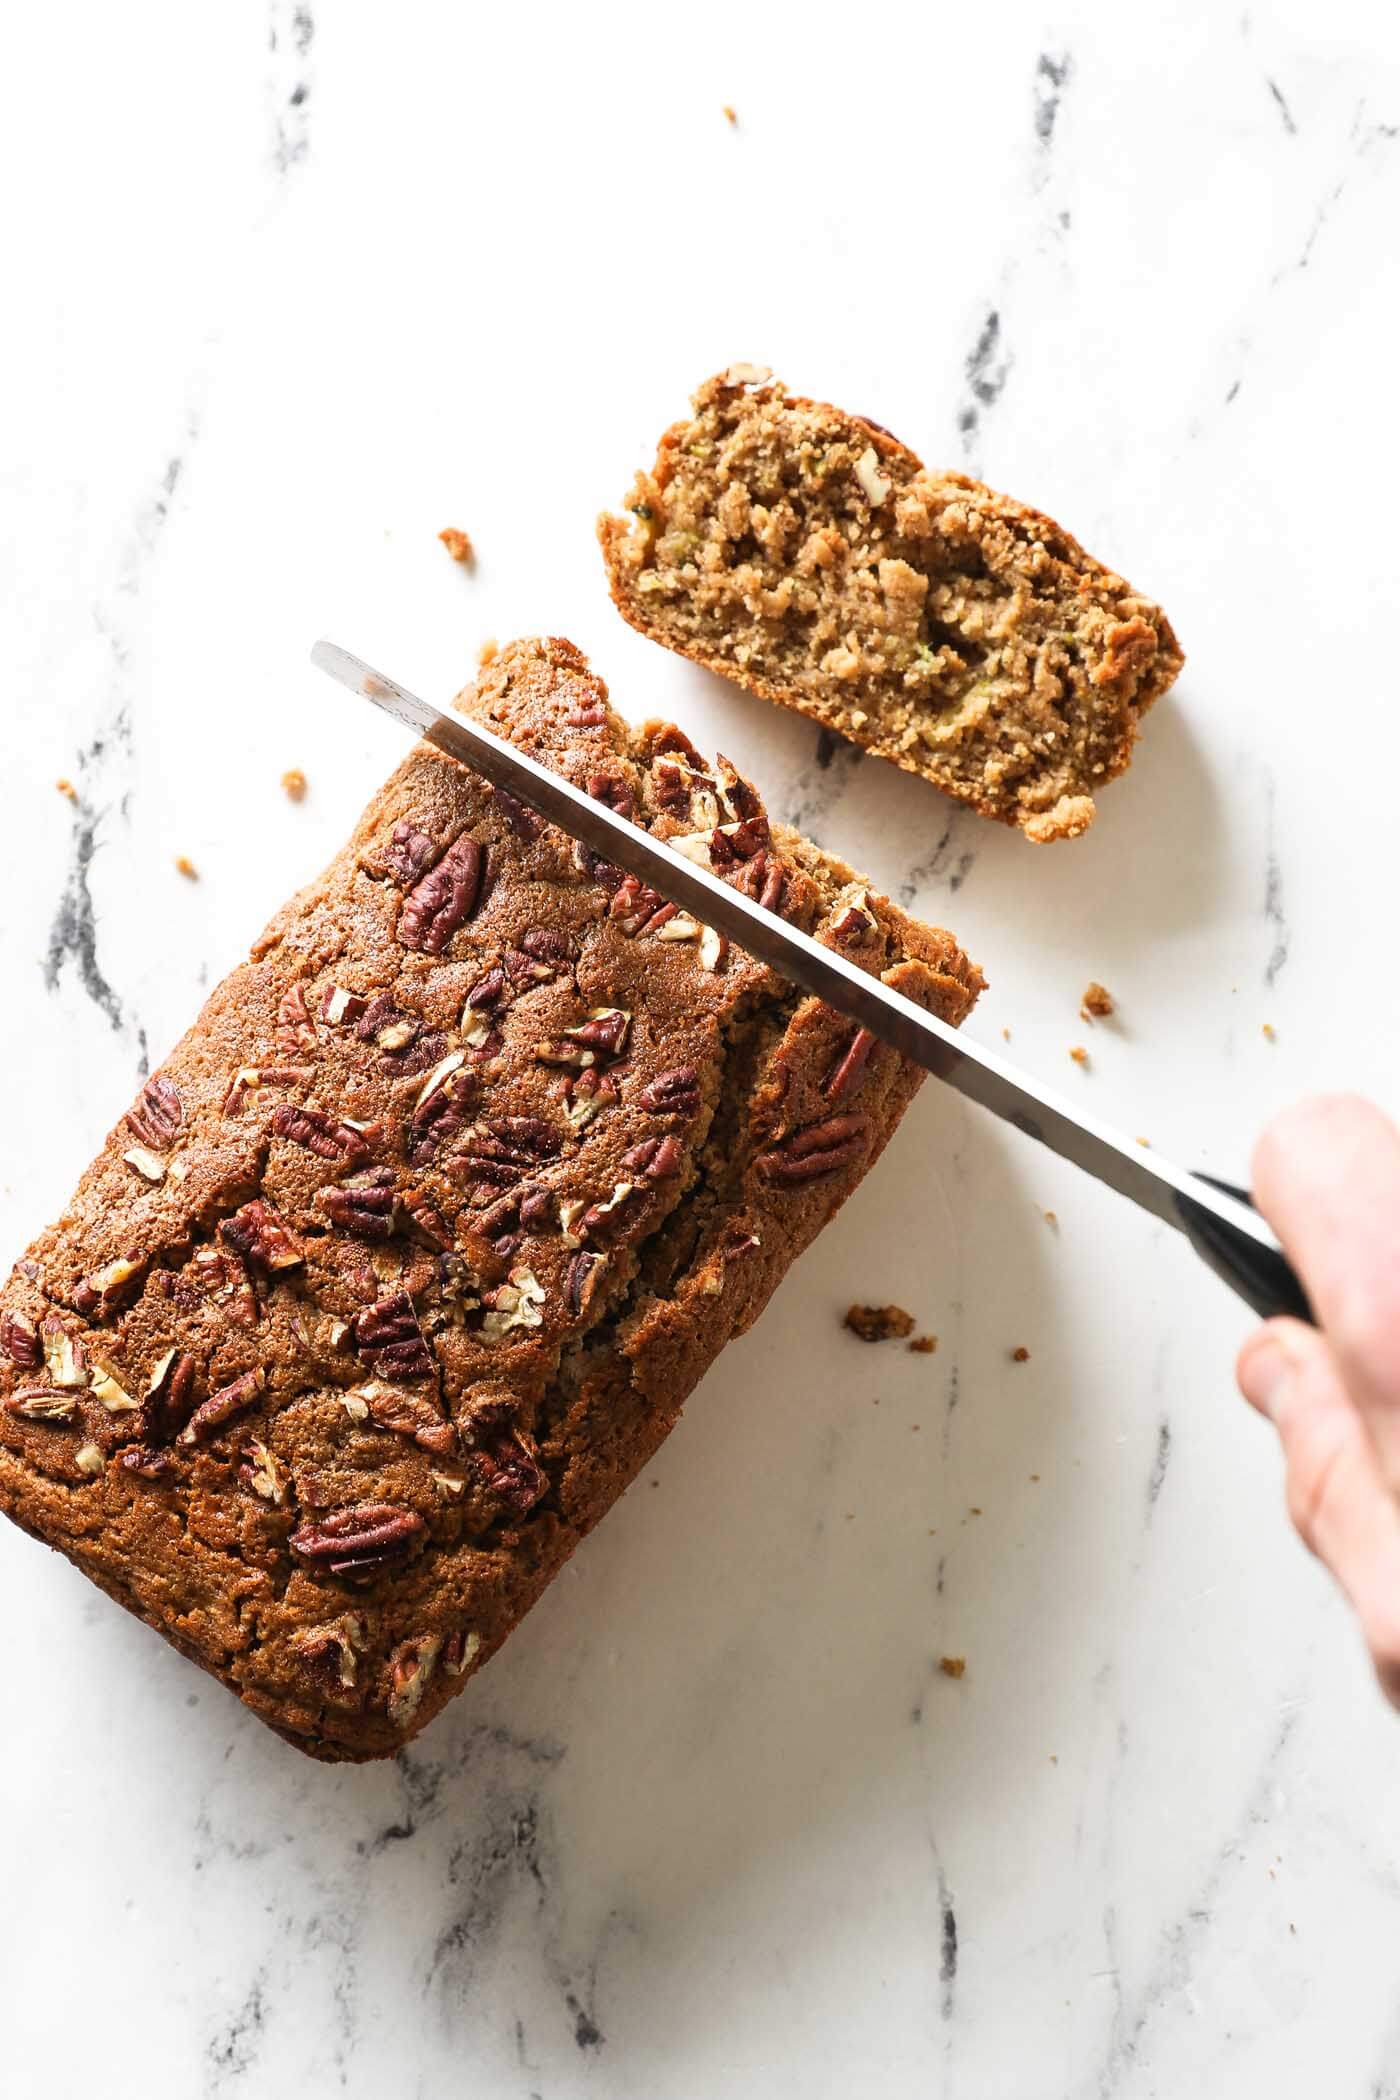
[
  {"left": 0, "top": 637, "right": 981, "bottom": 1760},
  {"left": 599, "top": 367, "right": 1183, "bottom": 842}
]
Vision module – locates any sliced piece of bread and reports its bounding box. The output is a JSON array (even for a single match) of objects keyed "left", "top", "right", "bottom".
[{"left": 599, "top": 366, "right": 1183, "bottom": 842}]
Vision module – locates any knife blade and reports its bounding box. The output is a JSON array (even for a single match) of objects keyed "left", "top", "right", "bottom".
[{"left": 312, "top": 638, "right": 1309, "bottom": 1324}]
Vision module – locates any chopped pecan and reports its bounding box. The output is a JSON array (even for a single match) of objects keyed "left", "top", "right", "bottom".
[
  {"left": 561, "top": 1068, "right": 620, "bottom": 1130},
  {"left": 733, "top": 848, "right": 787, "bottom": 915},
  {"left": 355, "top": 1380, "right": 456, "bottom": 1457},
  {"left": 0, "top": 1311, "right": 40, "bottom": 1368},
  {"left": 519, "top": 1186, "right": 556, "bottom": 1231},
  {"left": 453, "top": 1116, "right": 559, "bottom": 1200},
  {"left": 465, "top": 1400, "right": 546, "bottom": 1514},
  {"left": 831, "top": 890, "right": 879, "bottom": 942},
  {"left": 119, "top": 1443, "right": 174, "bottom": 1480},
  {"left": 73, "top": 1254, "right": 145, "bottom": 1319},
  {"left": 178, "top": 1366, "right": 265, "bottom": 1447},
  {"left": 387, "top": 1633, "right": 443, "bottom": 1728},
  {"left": 567, "top": 701, "right": 609, "bottom": 727},
  {"left": 435, "top": 1253, "right": 481, "bottom": 1324},
  {"left": 638, "top": 1066, "right": 701, "bottom": 1118},
  {"left": 318, "top": 1167, "right": 400, "bottom": 1240},
  {"left": 622, "top": 1134, "right": 684, "bottom": 1179},
  {"left": 564, "top": 1250, "right": 607, "bottom": 1317},
  {"left": 293, "top": 1614, "right": 366, "bottom": 1693},
  {"left": 271, "top": 1102, "right": 374, "bottom": 1166},
  {"left": 145, "top": 1348, "right": 198, "bottom": 1440},
  {"left": 715, "top": 754, "right": 765, "bottom": 825},
  {"left": 401, "top": 1185, "right": 452, "bottom": 1249},
  {"left": 320, "top": 983, "right": 368, "bottom": 1027},
  {"left": 398, "top": 832, "right": 486, "bottom": 954},
  {"left": 4, "top": 1386, "right": 79, "bottom": 1423},
  {"left": 581, "top": 1182, "right": 637, "bottom": 1236},
  {"left": 277, "top": 982, "right": 318, "bottom": 1056},
  {"left": 465, "top": 964, "right": 508, "bottom": 1012},
  {"left": 353, "top": 1292, "right": 434, "bottom": 1382},
  {"left": 650, "top": 757, "right": 690, "bottom": 813},
  {"left": 290, "top": 1501, "right": 427, "bottom": 1580},
  {"left": 384, "top": 818, "right": 437, "bottom": 888},
  {"left": 758, "top": 1114, "right": 869, "bottom": 1184},
  {"left": 478, "top": 1266, "right": 545, "bottom": 1341},
  {"left": 88, "top": 1360, "right": 137, "bottom": 1413},
  {"left": 123, "top": 1144, "right": 167, "bottom": 1183},
  {"left": 574, "top": 839, "right": 626, "bottom": 891},
  {"left": 41, "top": 1316, "right": 88, "bottom": 1387},
  {"left": 610, "top": 873, "right": 676, "bottom": 937},
  {"left": 651, "top": 722, "right": 701, "bottom": 762},
  {"left": 194, "top": 1246, "right": 260, "bottom": 1326},
  {"left": 222, "top": 1064, "right": 316, "bottom": 1116},
  {"left": 125, "top": 1074, "right": 183, "bottom": 1151},
  {"left": 355, "top": 994, "right": 420, "bottom": 1057},
  {"left": 221, "top": 1199, "right": 303, "bottom": 1275},
  {"left": 823, "top": 1027, "right": 877, "bottom": 1104},
  {"left": 406, "top": 1063, "right": 474, "bottom": 1165},
  {"left": 708, "top": 815, "right": 770, "bottom": 866},
  {"left": 443, "top": 1627, "right": 482, "bottom": 1677},
  {"left": 519, "top": 926, "right": 574, "bottom": 969},
  {"left": 491, "top": 784, "right": 543, "bottom": 841},
  {"left": 502, "top": 944, "right": 554, "bottom": 987},
  {"left": 587, "top": 771, "right": 636, "bottom": 820},
  {"left": 239, "top": 1437, "right": 289, "bottom": 1504},
  {"left": 546, "top": 1008, "right": 631, "bottom": 1067}
]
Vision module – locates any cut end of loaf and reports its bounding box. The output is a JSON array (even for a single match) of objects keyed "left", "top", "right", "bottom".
[{"left": 599, "top": 366, "right": 1184, "bottom": 842}]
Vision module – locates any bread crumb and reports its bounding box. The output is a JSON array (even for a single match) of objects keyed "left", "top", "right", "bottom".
[
  {"left": 1001, "top": 1026, "right": 1012, "bottom": 1041},
  {"left": 722, "top": 103, "right": 738, "bottom": 125},
  {"left": 439, "top": 527, "right": 474, "bottom": 565},
  {"left": 939, "top": 1656, "right": 966, "bottom": 1679},
  {"left": 476, "top": 637, "right": 500, "bottom": 668},
  {"left": 1011, "top": 1346, "right": 1030, "bottom": 1363},
  {"left": 968, "top": 1506, "right": 982, "bottom": 1516},
  {"left": 55, "top": 777, "right": 77, "bottom": 801},
  {"left": 1081, "top": 980, "right": 1114, "bottom": 1019},
  {"left": 1068, "top": 1045, "right": 1089, "bottom": 1067},
  {"left": 280, "top": 767, "right": 307, "bottom": 802},
  {"left": 844, "top": 1302, "right": 915, "bottom": 1343},
  {"left": 1261, "top": 1022, "right": 1276, "bottom": 1041},
  {"left": 908, "top": 1333, "right": 938, "bottom": 1355},
  {"left": 1030, "top": 1472, "right": 1041, "bottom": 1482},
  {"left": 1042, "top": 1209, "right": 1057, "bottom": 1228},
  {"left": 174, "top": 855, "right": 198, "bottom": 880},
  {"left": 1135, "top": 1135, "right": 1150, "bottom": 1148}
]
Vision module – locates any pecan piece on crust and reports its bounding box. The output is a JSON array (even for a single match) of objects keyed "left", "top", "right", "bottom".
[
  {"left": 563, "top": 1249, "right": 607, "bottom": 1318},
  {"left": 271, "top": 1102, "right": 374, "bottom": 1166},
  {"left": 194, "top": 1246, "right": 260, "bottom": 1327},
  {"left": 0, "top": 1311, "right": 40, "bottom": 1368},
  {"left": 398, "top": 833, "right": 486, "bottom": 953},
  {"left": 355, "top": 1380, "right": 457, "bottom": 1458},
  {"left": 352, "top": 1291, "right": 434, "bottom": 1382},
  {"left": 638, "top": 1065, "right": 701, "bottom": 1119},
  {"left": 758, "top": 1114, "right": 869, "bottom": 1185},
  {"left": 290, "top": 1501, "right": 427, "bottom": 1580},
  {"left": 125, "top": 1074, "right": 183, "bottom": 1152},
  {"left": 463, "top": 1399, "right": 546, "bottom": 1515},
  {"left": 277, "top": 982, "right": 318, "bottom": 1056},
  {"left": 4, "top": 1386, "right": 80, "bottom": 1423},
  {"left": 220, "top": 1198, "right": 303, "bottom": 1275},
  {"left": 443, "top": 1627, "right": 482, "bottom": 1678},
  {"left": 622, "top": 1134, "right": 684, "bottom": 1179},
  {"left": 383, "top": 818, "right": 437, "bottom": 888},
  {"left": 144, "top": 1347, "right": 198, "bottom": 1442},
  {"left": 318, "top": 1166, "right": 400, "bottom": 1240},
  {"left": 177, "top": 1366, "right": 265, "bottom": 1448},
  {"left": 293, "top": 1614, "right": 366, "bottom": 1694},
  {"left": 491, "top": 785, "right": 542, "bottom": 841},
  {"left": 387, "top": 1633, "right": 443, "bottom": 1728},
  {"left": 822, "top": 1027, "right": 877, "bottom": 1104}
]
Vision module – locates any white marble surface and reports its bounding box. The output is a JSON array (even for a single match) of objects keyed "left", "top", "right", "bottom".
[{"left": 5, "top": 2, "right": 1400, "bottom": 2092}]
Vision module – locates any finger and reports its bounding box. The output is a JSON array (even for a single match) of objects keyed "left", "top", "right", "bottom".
[
  {"left": 1238, "top": 1318, "right": 1400, "bottom": 1709},
  {"left": 1251, "top": 1095, "right": 1400, "bottom": 1480}
]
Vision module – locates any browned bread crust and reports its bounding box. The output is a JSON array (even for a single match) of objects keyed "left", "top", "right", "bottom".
[
  {"left": 599, "top": 368, "right": 1184, "bottom": 842},
  {"left": 0, "top": 638, "right": 981, "bottom": 1760}
]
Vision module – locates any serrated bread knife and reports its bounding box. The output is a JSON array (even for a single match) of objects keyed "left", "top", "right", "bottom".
[{"left": 312, "top": 639, "right": 1310, "bottom": 1326}]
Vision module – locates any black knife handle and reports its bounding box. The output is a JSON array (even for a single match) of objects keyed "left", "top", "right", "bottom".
[{"left": 1175, "top": 1174, "right": 1314, "bottom": 1325}]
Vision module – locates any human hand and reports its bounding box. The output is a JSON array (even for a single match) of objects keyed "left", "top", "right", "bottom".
[{"left": 1237, "top": 1095, "right": 1400, "bottom": 1708}]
